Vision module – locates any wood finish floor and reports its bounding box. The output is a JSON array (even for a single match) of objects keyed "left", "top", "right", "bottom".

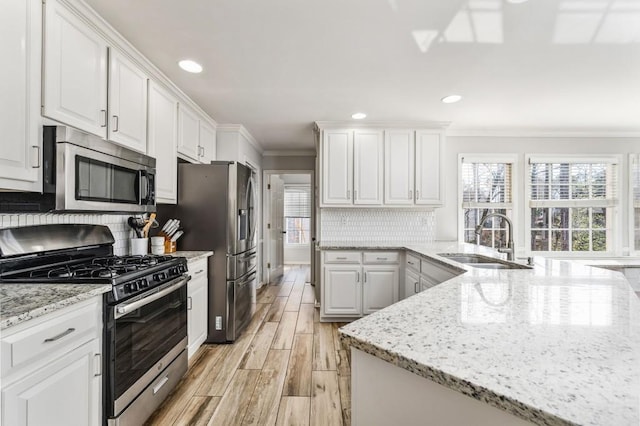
[{"left": 145, "top": 265, "right": 351, "bottom": 426}]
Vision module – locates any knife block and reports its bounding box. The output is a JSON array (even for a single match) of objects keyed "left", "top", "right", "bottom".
[{"left": 164, "top": 238, "right": 177, "bottom": 253}]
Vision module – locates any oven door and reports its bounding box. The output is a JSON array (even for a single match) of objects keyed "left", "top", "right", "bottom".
[
  {"left": 57, "top": 141, "right": 155, "bottom": 212},
  {"left": 105, "top": 274, "right": 189, "bottom": 416}
]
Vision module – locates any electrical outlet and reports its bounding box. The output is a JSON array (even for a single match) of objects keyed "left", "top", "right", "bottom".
[{"left": 215, "top": 316, "right": 222, "bottom": 330}]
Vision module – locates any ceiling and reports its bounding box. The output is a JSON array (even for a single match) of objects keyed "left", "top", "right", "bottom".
[{"left": 84, "top": 0, "right": 640, "bottom": 150}]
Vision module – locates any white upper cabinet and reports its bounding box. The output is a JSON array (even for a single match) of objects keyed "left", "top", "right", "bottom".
[
  {"left": 322, "top": 130, "right": 353, "bottom": 205},
  {"left": 415, "top": 130, "right": 443, "bottom": 205},
  {"left": 0, "top": 0, "right": 42, "bottom": 191},
  {"left": 199, "top": 120, "right": 216, "bottom": 163},
  {"left": 384, "top": 130, "right": 415, "bottom": 205},
  {"left": 43, "top": 0, "right": 108, "bottom": 138},
  {"left": 148, "top": 81, "right": 178, "bottom": 204},
  {"left": 177, "top": 103, "right": 200, "bottom": 162},
  {"left": 353, "top": 130, "right": 383, "bottom": 205},
  {"left": 108, "top": 49, "right": 148, "bottom": 152},
  {"left": 318, "top": 124, "right": 445, "bottom": 207}
]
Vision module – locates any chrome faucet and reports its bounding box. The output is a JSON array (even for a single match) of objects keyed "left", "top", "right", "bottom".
[{"left": 474, "top": 213, "right": 514, "bottom": 261}]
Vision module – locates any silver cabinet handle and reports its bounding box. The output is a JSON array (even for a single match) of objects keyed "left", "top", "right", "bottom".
[
  {"left": 336, "top": 256, "right": 347, "bottom": 260},
  {"left": 194, "top": 269, "right": 204, "bottom": 275},
  {"left": 112, "top": 115, "right": 119, "bottom": 132},
  {"left": 44, "top": 327, "right": 75, "bottom": 343},
  {"left": 187, "top": 296, "right": 193, "bottom": 310},
  {"left": 31, "top": 146, "right": 40, "bottom": 168},
  {"left": 376, "top": 257, "right": 387, "bottom": 261},
  {"left": 414, "top": 282, "right": 419, "bottom": 293},
  {"left": 94, "top": 353, "right": 102, "bottom": 377},
  {"left": 407, "top": 261, "right": 415, "bottom": 265},
  {"left": 356, "top": 272, "right": 360, "bottom": 282},
  {"left": 100, "top": 109, "right": 107, "bottom": 127}
]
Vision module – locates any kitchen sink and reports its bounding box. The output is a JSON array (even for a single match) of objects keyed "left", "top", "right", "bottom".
[{"left": 437, "top": 253, "right": 532, "bottom": 270}]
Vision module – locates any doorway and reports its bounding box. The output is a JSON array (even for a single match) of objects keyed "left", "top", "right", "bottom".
[{"left": 263, "top": 170, "right": 314, "bottom": 285}]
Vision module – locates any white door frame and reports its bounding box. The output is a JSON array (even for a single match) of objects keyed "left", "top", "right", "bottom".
[{"left": 262, "top": 169, "right": 315, "bottom": 284}]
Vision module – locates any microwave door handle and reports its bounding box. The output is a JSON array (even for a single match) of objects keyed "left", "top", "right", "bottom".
[{"left": 139, "top": 170, "right": 155, "bottom": 205}]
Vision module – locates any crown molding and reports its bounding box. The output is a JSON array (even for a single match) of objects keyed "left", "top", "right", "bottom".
[
  {"left": 314, "top": 121, "right": 451, "bottom": 131},
  {"left": 263, "top": 150, "right": 316, "bottom": 157}
]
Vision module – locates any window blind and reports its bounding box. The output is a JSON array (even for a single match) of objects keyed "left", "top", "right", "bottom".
[
  {"left": 528, "top": 159, "right": 619, "bottom": 208},
  {"left": 632, "top": 154, "right": 640, "bottom": 208},
  {"left": 461, "top": 161, "right": 513, "bottom": 209},
  {"left": 284, "top": 186, "right": 311, "bottom": 218}
]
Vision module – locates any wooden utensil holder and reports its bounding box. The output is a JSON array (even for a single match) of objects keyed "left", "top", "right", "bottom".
[{"left": 164, "top": 238, "right": 177, "bottom": 253}]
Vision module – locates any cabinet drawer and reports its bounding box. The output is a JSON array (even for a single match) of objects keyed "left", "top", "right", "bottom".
[
  {"left": 405, "top": 253, "right": 420, "bottom": 272},
  {"left": 188, "top": 258, "right": 208, "bottom": 277},
  {"left": 324, "top": 251, "right": 361, "bottom": 263},
  {"left": 2, "top": 301, "right": 99, "bottom": 376},
  {"left": 363, "top": 252, "right": 399, "bottom": 264}
]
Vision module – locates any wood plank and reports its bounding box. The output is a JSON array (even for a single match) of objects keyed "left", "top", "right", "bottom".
[
  {"left": 312, "top": 322, "right": 337, "bottom": 371},
  {"left": 272, "top": 311, "right": 298, "bottom": 350},
  {"left": 275, "top": 397, "right": 310, "bottom": 426},
  {"left": 245, "top": 303, "right": 270, "bottom": 335},
  {"left": 310, "top": 371, "right": 343, "bottom": 426},
  {"left": 277, "top": 282, "right": 294, "bottom": 297},
  {"left": 284, "top": 284, "right": 304, "bottom": 312},
  {"left": 240, "top": 322, "right": 279, "bottom": 369},
  {"left": 295, "top": 304, "right": 314, "bottom": 335},
  {"left": 173, "top": 396, "right": 221, "bottom": 426},
  {"left": 301, "top": 285, "right": 315, "bottom": 304},
  {"left": 338, "top": 375, "right": 351, "bottom": 411},
  {"left": 283, "top": 334, "right": 313, "bottom": 396},
  {"left": 196, "top": 332, "right": 254, "bottom": 396},
  {"left": 146, "top": 345, "right": 226, "bottom": 425},
  {"left": 258, "top": 284, "right": 282, "bottom": 304},
  {"left": 295, "top": 269, "right": 307, "bottom": 285},
  {"left": 265, "top": 296, "right": 288, "bottom": 322},
  {"left": 335, "top": 350, "right": 350, "bottom": 378},
  {"left": 207, "top": 369, "right": 261, "bottom": 426},
  {"left": 313, "top": 306, "right": 320, "bottom": 323},
  {"left": 241, "top": 350, "right": 291, "bottom": 426}
]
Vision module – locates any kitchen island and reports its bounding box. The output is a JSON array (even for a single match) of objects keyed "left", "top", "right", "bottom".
[{"left": 336, "top": 242, "right": 640, "bottom": 426}]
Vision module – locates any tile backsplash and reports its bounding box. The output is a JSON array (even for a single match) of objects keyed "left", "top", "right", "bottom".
[
  {"left": 0, "top": 213, "right": 138, "bottom": 255},
  {"left": 320, "top": 208, "right": 436, "bottom": 244}
]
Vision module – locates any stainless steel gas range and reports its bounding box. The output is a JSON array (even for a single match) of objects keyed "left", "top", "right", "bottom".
[{"left": 0, "top": 224, "right": 189, "bottom": 426}]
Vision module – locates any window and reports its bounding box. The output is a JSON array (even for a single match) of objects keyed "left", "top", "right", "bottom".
[
  {"left": 460, "top": 156, "right": 515, "bottom": 249},
  {"left": 284, "top": 186, "right": 311, "bottom": 245},
  {"left": 632, "top": 154, "right": 640, "bottom": 253},
  {"left": 527, "top": 156, "right": 620, "bottom": 253}
]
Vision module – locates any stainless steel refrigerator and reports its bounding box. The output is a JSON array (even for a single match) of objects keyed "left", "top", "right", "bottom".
[{"left": 161, "top": 161, "right": 257, "bottom": 342}]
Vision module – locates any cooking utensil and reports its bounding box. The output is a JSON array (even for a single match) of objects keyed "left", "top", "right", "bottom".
[
  {"left": 170, "top": 230, "right": 183, "bottom": 242},
  {"left": 141, "top": 213, "right": 156, "bottom": 238},
  {"left": 127, "top": 217, "right": 142, "bottom": 238}
]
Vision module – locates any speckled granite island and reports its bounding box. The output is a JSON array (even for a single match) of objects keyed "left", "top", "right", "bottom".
[{"left": 330, "top": 242, "right": 640, "bottom": 426}]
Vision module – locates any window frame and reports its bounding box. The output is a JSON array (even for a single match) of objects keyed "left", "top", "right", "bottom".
[
  {"left": 524, "top": 154, "right": 623, "bottom": 257},
  {"left": 458, "top": 153, "right": 520, "bottom": 252},
  {"left": 630, "top": 154, "right": 640, "bottom": 256},
  {"left": 283, "top": 184, "right": 311, "bottom": 246}
]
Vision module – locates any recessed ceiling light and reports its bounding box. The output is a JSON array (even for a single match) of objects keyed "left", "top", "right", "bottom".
[
  {"left": 441, "top": 95, "right": 462, "bottom": 104},
  {"left": 351, "top": 112, "right": 367, "bottom": 119},
  {"left": 178, "top": 60, "right": 203, "bottom": 73}
]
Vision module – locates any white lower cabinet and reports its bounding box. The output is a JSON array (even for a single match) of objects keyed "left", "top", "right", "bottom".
[
  {"left": 402, "top": 252, "right": 461, "bottom": 300},
  {"left": 322, "top": 251, "right": 399, "bottom": 319},
  {"left": 1, "top": 296, "right": 102, "bottom": 426},
  {"left": 187, "top": 258, "right": 209, "bottom": 359},
  {"left": 404, "top": 268, "right": 420, "bottom": 299}
]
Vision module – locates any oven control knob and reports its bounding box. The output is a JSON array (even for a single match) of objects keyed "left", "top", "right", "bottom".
[
  {"left": 123, "top": 283, "right": 131, "bottom": 293},
  {"left": 140, "top": 278, "right": 148, "bottom": 288},
  {"left": 130, "top": 282, "right": 138, "bottom": 292},
  {"left": 153, "top": 273, "right": 160, "bottom": 282}
]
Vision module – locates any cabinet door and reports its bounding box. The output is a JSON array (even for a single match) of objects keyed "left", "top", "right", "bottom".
[
  {"left": 199, "top": 120, "right": 217, "bottom": 163},
  {"left": 177, "top": 104, "right": 200, "bottom": 162},
  {"left": 0, "top": 0, "right": 41, "bottom": 191},
  {"left": 403, "top": 269, "right": 420, "bottom": 299},
  {"left": 353, "top": 130, "right": 383, "bottom": 205},
  {"left": 323, "top": 265, "right": 361, "bottom": 315},
  {"left": 108, "top": 49, "right": 148, "bottom": 152},
  {"left": 2, "top": 339, "right": 101, "bottom": 426},
  {"left": 384, "top": 130, "right": 415, "bottom": 205},
  {"left": 148, "top": 81, "right": 178, "bottom": 204},
  {"left": 362, "top": 265, "right": 399, "bottom": 314},
  {"left": 43, "top": 0, "right": 107, "bottom": 138},
  {"left": 187, "top": 267, "right": 208, "bottom": 359},
  {"left": 420, "top": 275, "right": 438, "bottom": 292},
  {"left": 415, "top": 131, "right": 443, "bottom": 205},
  {"left": 322, "top": 130, "right": 353, "bottom": 205}
]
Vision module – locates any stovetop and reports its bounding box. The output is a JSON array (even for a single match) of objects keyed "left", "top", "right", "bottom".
[{"left": 0, "top": 254, "right": 188, "bottom": 303}]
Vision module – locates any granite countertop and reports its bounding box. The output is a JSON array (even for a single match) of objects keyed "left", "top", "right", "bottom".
[
  {"left": 337, "top": 241, "right": 640, "bottom": 426},
  {"left": 167, "top": 251, "right": 213, "bottom": 262},
  {"left": 0, "top": 283, "right": 111, "bottom": 330}
]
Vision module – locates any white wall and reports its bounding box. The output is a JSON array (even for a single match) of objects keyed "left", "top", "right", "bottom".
[{"left": 436, "top": 135, "right": 640, "bottom": 255}]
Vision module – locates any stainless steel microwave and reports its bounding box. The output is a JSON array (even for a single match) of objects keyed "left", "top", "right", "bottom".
[{"left": 42, "top": 126, "right": 156, "bottom": 213}]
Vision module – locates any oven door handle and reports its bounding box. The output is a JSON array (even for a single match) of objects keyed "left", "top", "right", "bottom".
[{"left": 115, "top": 274, "right": 191, "bottom": 319}]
